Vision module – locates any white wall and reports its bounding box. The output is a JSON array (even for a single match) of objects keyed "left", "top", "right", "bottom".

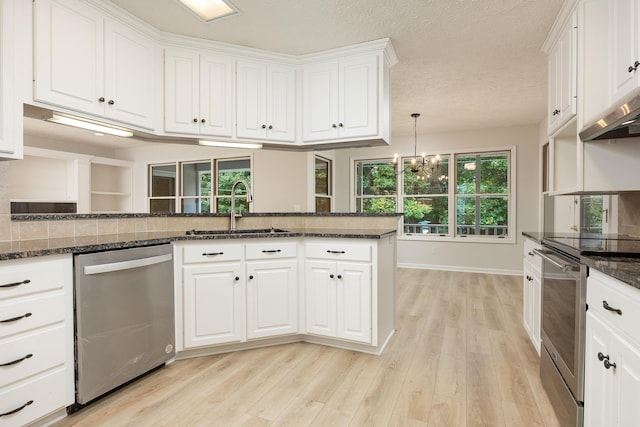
[{"left": 332, "top": 124, "right": 540, "bottom": 274}]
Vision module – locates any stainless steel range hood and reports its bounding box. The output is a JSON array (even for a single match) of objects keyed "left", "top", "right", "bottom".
[{"left": 580, "top": 89, "right": 640, "bottom": 141}]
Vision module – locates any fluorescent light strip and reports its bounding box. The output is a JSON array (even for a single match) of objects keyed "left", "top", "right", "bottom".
[
  {"left": 178, "top": 0, "right": 238, "bottom": 22},
  {"left": 47, "top": 114, "right": 133, "bottom": 137},
  {"left": 199, "top": 140, "right": 262, "bottom": 149}
]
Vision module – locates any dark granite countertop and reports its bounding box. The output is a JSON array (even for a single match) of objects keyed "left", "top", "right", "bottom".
[
  {"left": 0, "top": 228, "right": 398, "bottom": 261},
  {"left": 522, "top": 231, "right": 545, "bottom": 244},
  {"left": 582, "top": 256, "right": 640, "bottom": 290}
]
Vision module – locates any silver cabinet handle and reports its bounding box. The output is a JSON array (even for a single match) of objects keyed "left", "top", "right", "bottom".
[{"left": 84, "top": 253, "right": 172, "bottom": 275}]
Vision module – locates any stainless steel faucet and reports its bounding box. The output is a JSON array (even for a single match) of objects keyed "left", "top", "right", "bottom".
[{"left": 230, "top": 179, "right": 253, "bottom": 231}]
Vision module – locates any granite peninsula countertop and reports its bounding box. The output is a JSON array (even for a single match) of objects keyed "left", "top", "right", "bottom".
[
  {"left": 581, "top": 256, "right": 640, "bottom": 290},
  {"left": 0, "top": 228, "right": 398, "bottom": 261}
]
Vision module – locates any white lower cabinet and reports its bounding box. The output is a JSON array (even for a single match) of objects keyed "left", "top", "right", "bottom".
[
  {"left": 305, "top": 260, "right": 371, "bottom": 343},
  {"left": 246, "top": 259, "right": 297, "bottom": 339},
  {"left": 585, "top": 270, "right": 640, "bottom": 427},
  {"left": 522, "top": 238, "right": 542, "bottom": 354},
  {"left": 0, "top": 254, "right": 73, "bottom": 427},
  {"left": 182, "top": 263, "right": 245, "bottom": 347}
]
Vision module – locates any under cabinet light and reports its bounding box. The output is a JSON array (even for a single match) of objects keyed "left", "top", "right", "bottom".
[
  {"left": 47, "top": 113, "right": 133, "bottom": 137},
  {"left": 199, "top": 140, "right": 262, "bottom": 149},
  {"left": 177, "top": 0, "right": 239, "bottom": 22}
]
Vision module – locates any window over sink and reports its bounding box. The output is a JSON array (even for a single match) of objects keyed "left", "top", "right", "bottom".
[{"left": 148, "top": 157, "right": 251, "bottom": 213}]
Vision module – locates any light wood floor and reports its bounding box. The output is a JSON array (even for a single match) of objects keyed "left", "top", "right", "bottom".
[{"left": 55, "top": 269, "right": 560, "bottom": 427}]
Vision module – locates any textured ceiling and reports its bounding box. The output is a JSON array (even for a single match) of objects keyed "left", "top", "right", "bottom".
[{"left": 108, "top": 0, "right": 563, "bottom": 138}]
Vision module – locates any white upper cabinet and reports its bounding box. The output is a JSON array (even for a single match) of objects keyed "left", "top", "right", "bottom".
[
  {"left": 34, "top": 0, "right": 158, "bottom": 130},
  {"left": 304, "top": 55, "right": 378, "bottom": 143},
  {"left": 236, "top": 60, "right": 295, "bottom": 142},
  {"left": 164, "top": 49, "right": 234, "bottom": 138},
  {"left": 0, "top": 0, "right": 27, "bottom": 159},
  {"left": 547, "top": 10, "right": 577, "bottom": 135},
  {"left": 609, "top": 0, "right": 640, "bottom": 106}
]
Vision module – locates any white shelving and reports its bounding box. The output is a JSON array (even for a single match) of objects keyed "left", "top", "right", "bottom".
[{"left": 90, "top": 157, "right": 133, "bottom": 213}]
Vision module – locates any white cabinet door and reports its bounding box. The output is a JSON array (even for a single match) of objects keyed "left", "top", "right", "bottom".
[
  {"left": 34, "top": 0, "right": 104, "bottom": 116},
  {"left": 237, "top": 61, "right": 295, "bottom": 142},
  {"left": 166, "top": 50, "right": 234, "bottom": 137},
  {"left": 182, "top": 263, "right": 244, "bottom": 348},
  {"left": 246, "top": 259, "right": 297, "bottom": 339},
  {"left": 303, "top": 56, "right": 378, "bottom": 142},
  {"left": 164, "top": 48, "right": 200, "bottom": 135},
  {"left": 339, "top": 55, "right": 378, "bottom": 139},
  {"left": 609, "top": 0, "right": 640, "bottom": 105},
  {"left": 585, "top": 312, "right": 615, "bottom": 427},
  {"left": 104, "top": 19, "right": 156, "bottom": 129},
  {"left": 547, "top": 11, "right": 576, "bottom": 134},
  {"left": 303, "top": 62, "right": 339, "bottom": 142},
  {"left": 200, "top": 54, "right": 234, "bottom": 138},
  {"left": 305, "top": 259, "right": 372, "bottom": 344},
  {"left": 305, "top": 260, "right": 337, "bottom": 338},
  {"left": 336, "top": 262, "right": 371, "bottom": 343}
]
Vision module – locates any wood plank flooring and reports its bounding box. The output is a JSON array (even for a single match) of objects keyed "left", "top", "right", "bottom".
[{"left": 54, "top": 269, "right": 560, "bottom": 427}]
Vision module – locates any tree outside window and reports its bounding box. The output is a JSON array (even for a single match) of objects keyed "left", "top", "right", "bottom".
[
  {"left": 355, "top": 160, "right": 397, "bottom": 213},
  {"left": 315, "top": 156, "right": 332, "bottom": 212},
  {"left": 455, "top": 152, "right": 509, "bottom": 236},
  {"left": 402, "top": 156, "right": 449, "bottom": 235}
]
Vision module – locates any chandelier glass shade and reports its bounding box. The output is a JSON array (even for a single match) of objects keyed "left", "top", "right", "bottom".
[{"left": 393, "top": 113, "right": 442, "bottom": 180}]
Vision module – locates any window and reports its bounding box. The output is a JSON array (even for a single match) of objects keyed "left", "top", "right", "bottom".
[
  {"left": 352, "top": 147, "right": 514, "bottom": 241},
  {"left": 315, "top": 156, "right": 332, "bottom": 212},
  {"left": 402, "top": 156, "right": 449, "bottom": 235},
  {"left": 354, "top": 159, "right": 397, "bottom": 213},
  {"left": 148, "top": 157, "right": 251, "bottom": 213},
  {"left": 149, "top": 164, "right": 177, "bottom": 213},
  {"left": 455, "top": 152, "right": 510, "bottom": 237}
]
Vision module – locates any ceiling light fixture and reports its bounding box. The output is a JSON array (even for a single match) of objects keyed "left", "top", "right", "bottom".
[
  {"left": 199, "top": 140, "right": 262, "bottom": 149},
  {"left": 47, "top": 113, "right": 133, "bottom": 137},
  {"left": 177, "top": 0, "right": 239, "bottom": 22},
  {"left": 393, "top": 113, "right": 442, "bottom": 180}
]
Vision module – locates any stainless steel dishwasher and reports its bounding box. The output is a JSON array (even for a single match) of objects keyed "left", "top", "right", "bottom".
[{"left": 72, "top": 244, "right": 175, "bottom": 408}]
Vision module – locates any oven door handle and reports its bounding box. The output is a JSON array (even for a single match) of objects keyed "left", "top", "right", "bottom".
[{"left": 532, "top": 249, "right": 580, "bottom": 272}]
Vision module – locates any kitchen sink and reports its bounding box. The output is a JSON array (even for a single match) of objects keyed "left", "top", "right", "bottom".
[{"left": 185, "top": 228, "right": 290, "bottom": 236}]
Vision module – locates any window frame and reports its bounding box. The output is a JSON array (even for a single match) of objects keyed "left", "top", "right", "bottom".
[
  {"left": 351, "top": 157, "right": 398, "bottom": 214},
  {"left": 350, "top": 145, "right": 516, "bottom": 244},
  {"left": 314, "top": 155, "right": 333, "bottom": 212},
  {"left": 148, "top": 155, "right": 252, "bottom": 214}
]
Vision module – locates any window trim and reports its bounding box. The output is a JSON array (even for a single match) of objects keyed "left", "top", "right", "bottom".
[
  {"left": 314, "top": 155, "right": 333, "bottom": 213},
  {"left": 350, "top": 145, "right": 517, "bottom": 244}
]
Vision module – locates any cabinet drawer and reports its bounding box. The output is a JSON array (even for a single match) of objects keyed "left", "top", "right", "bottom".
[
  {"left": 0, "top": 368, "right": 68, "bottom": 427},
  {"left": 0, "top": 255, "right": 70, "bottom": 301},
  {"left": 305, "top": 242, "right": 372, "bottom": 262},
  {"left": 0, "top": 293, "right": 65, "bottom": 339},
  {"left": 587, "top": 270, "right": 640, "bottom": 344},
  {"left": 181, "top": 243, "right": 243, "bottom": 264},
  {"left": 245, "top": 241, "right": 297, "bottom": 260},
  {"left": 523, "top": 238, "right": 542, "bottom": 269},
  {"left": 0, "top": 325, "right": 66, "bottom": 388}
]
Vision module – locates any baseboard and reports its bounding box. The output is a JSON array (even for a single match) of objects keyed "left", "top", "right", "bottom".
[{"left": 397, "top": 262, "right": 522, "bottom": 276}]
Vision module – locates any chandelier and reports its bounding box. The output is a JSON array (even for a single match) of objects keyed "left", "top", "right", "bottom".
[{"left": 393, "top": 113, "right": 441, "bottom": 180}]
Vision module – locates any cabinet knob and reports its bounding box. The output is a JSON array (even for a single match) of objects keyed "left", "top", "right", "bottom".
[
  {"left": 108, "top": 99, "right": 114, "bottom": 105},
  {"left": 268, "top": 125, "right": 273, "bottom": 130},
  {"left": 330, "top": 274, "right": 334, "bottom": 279},
  {"left": 249, "top": 275, "right": 254, "bottom": 280},
  {"left": 332, "top": 124, "right": 337, "bottom": 128},
  {"left": 337, "top": 274, "right": 342, "bottom": 279},
  {"left": 235, "top": 276, "right": 240, "bottom": 281},
  {"left": 338, "top": 122, "right": 344, "bottom": 127},
  {"left": 261, "top": 124, "right": 267, "bottom": 129},
  {"left": 528, "top": 251, "right": 534, "bottom": 256},
  {"left": 98, "top": 97, "right": 105, "bottom": 103},
  {"left": 193, "top": 118, "right": 198, "bottom": 123},
  {"left": 604, "top": 359, "right": 617, "bottom": 370},
  {"left": 201, "top": 119, "right": 206, "bottom": 123}
]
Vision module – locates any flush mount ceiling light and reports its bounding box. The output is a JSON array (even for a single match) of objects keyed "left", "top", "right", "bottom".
[
  {"left": 199, "top": 140, "right": 262, "bottom": 149},
  {"left": 177, "top": 0, "right": 239, "bottom": 22},
  {"left": 47, "top": 113, "right": 133, "bottom": 137}
]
